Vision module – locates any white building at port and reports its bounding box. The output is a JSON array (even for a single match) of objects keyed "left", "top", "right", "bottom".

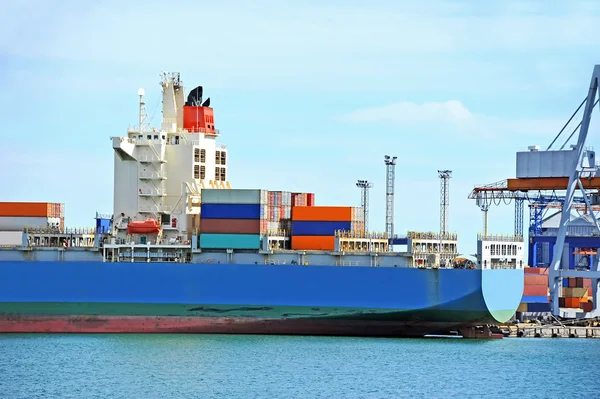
[{"left": 111, "top": 72, "right": 229, "bottom": 244}]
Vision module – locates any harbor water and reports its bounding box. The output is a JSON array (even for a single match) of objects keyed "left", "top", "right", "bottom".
[{"left": 1, "top": 334, "right": 599, "bottom": 398}]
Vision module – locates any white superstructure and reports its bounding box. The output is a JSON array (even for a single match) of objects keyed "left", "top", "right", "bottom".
[
  {"left": 111, "top": 72, "right": 229, "bottom": 244},
  {"left": 476, "top": 234, "right": 525, "bottom": 270}
]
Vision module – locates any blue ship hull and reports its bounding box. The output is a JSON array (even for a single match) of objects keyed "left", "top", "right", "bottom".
[{"left": 0, "top": 261, "right": 523, "bottom": 337}]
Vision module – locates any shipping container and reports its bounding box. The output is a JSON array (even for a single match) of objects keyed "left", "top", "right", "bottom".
[
  {"left": 558, "top": 297, "right": 566, "bottom": 307},
  {"left": 199, "top": 233, "right": 261, "bottom": 250},
  {"left": 0, "top": 231, "right": 24, "bottom": 246},
  {"left": 0, "top": 202, "right": 52, "bottom": 217},
  {"left": 562, "top": 287, "right": 589, "bottom": 298},
  {"left": 291, "top": 235, "right": 335, "bottom": 251},
  {"left": 0, "top": 216, "right": 55, "bottom": 231},
  {"left": 527, "top": 302, "right": 551, "bottom": 312},
  {"left": 580, "top": 301, "right": 594, "bottom": 312},
  {"left": 517, "top": 302, "right": 528, "bottom": 312},
  {"left": 201, "top": 204, "right": 261, "bottom": 219},
  {"left": 291, "top": 206, "right": 351, "bottom": 222},
  {"left": 307, "top": 193, "right": 315, "bottom": 206},
  {"left": 200, "top": 218, "right": 261, "bottom": 235},
  {"left": 201, "top": 189, "right": 267, "bottom": 205},
  {"left": 524, "top": 275, "right": 548, "bottom": 285},
  {"left": 524, "top": 267, "right": 547, "bottom": 275},
  {"left": 523, "top": 285, "right": 548, "bottom": 297},
  {"left": 521, "top": 295, "right": 549, "bottom": 303},
  {"left": 564, "top": 297, "right": 581, "bottom": 308},
  {"left": 292, "top": 221, "right": 351, "bottom": 236},
  {"left": 583, "top": 278, "right": 592, "bottom": 288}
]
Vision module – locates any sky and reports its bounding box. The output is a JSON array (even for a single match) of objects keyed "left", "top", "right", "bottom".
[{"left": 1, "top": 0, "right": 600, "bottom": 256}]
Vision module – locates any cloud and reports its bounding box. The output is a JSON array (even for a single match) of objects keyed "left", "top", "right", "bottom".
[
  {"left": 1, "top": 1, "right": 599, "bottom": 93},
  {"left": 339, "top": 100, "right": 570, "bottom": 140}
]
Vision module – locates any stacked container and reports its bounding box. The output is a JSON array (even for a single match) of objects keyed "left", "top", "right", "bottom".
[
  {"left": 350, "top": 206, "right": 365, "bottom": 234},
  {"left": 561, "top": 277, "right": 593, "bottom": 311},
  {"left": 0, "top": 202, "right": 65, "bottom": 231},
  {"left": 522, "top": 269, "right": 549, "bottom": 303},
  {"left": 265, "top": 191, "right": 314, "bottom": 235},
  {"left": 199, "top": 189, "right": 267, "bottom": 250},
  {"left": 290, "top": 206, "right": 352, "bottom": 251}
]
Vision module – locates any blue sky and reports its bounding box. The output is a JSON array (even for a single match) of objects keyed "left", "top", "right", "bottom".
[{"left": 1, "top": 0, "right": 600, "bottom": 256}]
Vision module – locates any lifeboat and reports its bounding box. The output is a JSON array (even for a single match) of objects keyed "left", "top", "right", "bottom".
[{"left": 127, "top": 218, "right": 160, "bottom": 235}]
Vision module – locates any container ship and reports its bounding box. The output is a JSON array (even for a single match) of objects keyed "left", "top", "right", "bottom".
[{"left": 0, "top": 72, "right": 525, "bottom": 338}]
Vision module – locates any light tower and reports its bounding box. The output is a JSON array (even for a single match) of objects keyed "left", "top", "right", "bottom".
[
  {"left": 438, "top": 170, "right": 452, "bottom": 236},
  {"left": 384, "top": 155, "right": 397, "bottom": 247},
  {"left": 356, "top": 180, "right": 373, "bottom": 232}
]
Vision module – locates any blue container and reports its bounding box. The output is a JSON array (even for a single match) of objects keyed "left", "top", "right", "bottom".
[
  {"left": 292, "top": 221, "right": 352, "bottom": 236},
  {"left": 200, "top": 233, "right": 261, "bottom": 250},
  {"left": 527, "top": 302, "right": 551, "bottom": 312},
  {"left": 521, "top": 295, "right": 548, "bottom": 304},
  {"left": 201, "top": 204, "right": 261, "bottom": 219}
]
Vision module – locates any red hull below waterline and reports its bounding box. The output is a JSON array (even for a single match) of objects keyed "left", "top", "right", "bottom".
[{"left": 0, "top": 315, "right": 502, "bottom": 338}]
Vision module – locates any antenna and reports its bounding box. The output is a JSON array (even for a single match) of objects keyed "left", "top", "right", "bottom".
[
  {"left": 356, "top": 180, "right": 373, "bottom": 232},
  {"left": 384, "top": 155, "right": 397, "bottom": 248},
  {"left": 137, "top": 88, "right": 150, "bottom": 133},
  {"left": 438, "top": 170, "right": 452, "bottom": 236}
]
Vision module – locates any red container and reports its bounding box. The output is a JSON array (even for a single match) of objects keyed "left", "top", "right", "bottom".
[
  {"left": 307, "top": 193, "right": 315, "bottom": 206},
  {"left": 524, "top": 267, "right": 547, "bottom": 275},
  {"left": 583, "top": 278, "right": 592, "bottom": 288},
  {"left": 524, "top": 275, "right": 548, "bottom": 286},
  {"left": 523, "top": 285, "right": 548, "bottom": 297},
  {"left": 569, "top": 278, "right": 577, "bottom": 288},
  {"left": 200, "top": 218, "right": 260, "bottom": 234},
  {"left": 575, "top": 277, "right": 584, "bottom": 288},
  {"left": 580, "top": 301, "right": 594, "bottom": 312}
]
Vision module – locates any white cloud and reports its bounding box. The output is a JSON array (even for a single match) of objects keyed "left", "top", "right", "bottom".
[
  {"left": 1, "top": 1, "right": 599, "bottom": 92},
  {"left": 339, "top": 100, "right": 570, "bottom": 139}
]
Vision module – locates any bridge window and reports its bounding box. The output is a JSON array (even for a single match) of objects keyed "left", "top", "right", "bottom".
[
  {"left": 194, "top": 165, "right": 200, "bottom": 179},
  {"left": 201, "top": 165, "right": 206, "bottom": 179},
  {"left": 194, "top": 148, "right": 200, "bottom": 162},
  {"left": 201, "top": 149, "right": 206, "bottom": 163}
]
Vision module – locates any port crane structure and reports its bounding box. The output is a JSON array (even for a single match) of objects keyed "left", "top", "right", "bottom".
[{"left": 469, "top": 65, "right": 600, "bottom": 318}]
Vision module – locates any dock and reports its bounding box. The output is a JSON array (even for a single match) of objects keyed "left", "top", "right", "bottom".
[{"left": 504, "top": 325, "right": 600, "bottom": 338}]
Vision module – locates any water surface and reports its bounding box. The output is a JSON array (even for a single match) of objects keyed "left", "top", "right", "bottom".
[{"left": 1, "top": 334, "right": 598, "bottom": 398}]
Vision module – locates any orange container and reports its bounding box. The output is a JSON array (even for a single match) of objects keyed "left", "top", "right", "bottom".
[
  {"left": 565, "top": 297, "right": 580, "bottom": 308},
  {"left": 524, "top": 275, "right": 548, "bottom": 286},
  {"left": 0, "top": 202, "right": 51, "bottom": 217},
  {"left": 291, "top": 235, "right": 335, "bottom": 251},
  {"left": 291, "top": 206, "right": 351, "bottom": 222}
]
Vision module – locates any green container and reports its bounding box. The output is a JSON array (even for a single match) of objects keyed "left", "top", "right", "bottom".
[
  {"left": 201, "top": 189, "right": 266, "bottom": 205},
  {"left": 200, "top": 233, "right": 261, "bottom": 250}
]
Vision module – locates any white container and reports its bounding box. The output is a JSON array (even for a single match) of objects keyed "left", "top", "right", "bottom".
[
  {"left": 0, "top": 216, "right": 50, "bottom": 231},
  {"left": 0, "top": 231, "right": 24, "bottom": 246}
]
